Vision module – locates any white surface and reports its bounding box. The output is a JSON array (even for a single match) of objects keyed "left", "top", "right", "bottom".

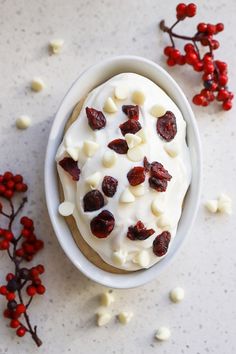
[{"left": 0, "top": 0, "right": 235, "bottom": 353}]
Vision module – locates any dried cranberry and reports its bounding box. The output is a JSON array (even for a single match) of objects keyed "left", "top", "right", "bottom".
[
  {"left": 148, "top": 177, "right": 168, "bottom": 192},
  {"left": 83, "top": 190, "right": 104, "bottom": 212},
  {"left": 90, "top": 210, "right": 115, "bottom": 238},
  {"left": 102, "top": 176, "right": 118, "bottom": 197},
  {"left": 127, "top": 167, "right": 145, "bottom": 186},
  {"left": 85, "top": 107, "right": 106, "bottom": 130},
  {"left": 143, "top": 156, "right": 151, "bottom": 172},
  {"left": 156, "top": 111, "right": 177, "bottom": 142},
  {"left": 150, "top": 162, "right": 172, "bottom": 181},
  {"left": 59, "top": 157, "right": 80, "bottom": 181},
  {"left": 127, "top": 221, "right": 155, "bottom": 241},
  {"left": 122, "top": 105, "right": 139, "bottom": 120},
  {"left": 108, "top": 139, "right": 128, "bottom": 154},
  {"left": 119, "top": 119, "right": 141, "bottom": 136},
  {"left": 153, "top": 231, "right": 171, "bottom": 256}
]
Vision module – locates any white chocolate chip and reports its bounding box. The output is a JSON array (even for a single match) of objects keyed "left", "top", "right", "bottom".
[
  {"left": 150, "top": 105, "right": 166, "bottom": 118},
  {"left": 103, "top": 97, "right": 118, "bottom": 113},
  {"left": 112, "top": 250, "right": 128, "bottom": 266},
  {"left": 217, "top": 193, "right": 232, "bottom": 214},
  {"left": 58, "top": 201, "right": 74, "bottom": 216},
  {"left": 127, "top": 146, "right": 144, "bottom": 162},
  {"left": 83, "top": 140, "right": 99, "bottom": 157},
  {"left": 119, "top": 188, "right": 135, "bottom": 203},
  {"left": 49, "top": 39, "right": 64, "bottom": 54},
  {"left": 132, "top": 90, "right": 146, "bottom": 105},
  {"left": 102, "top": 150, "right": 117, "bottom": 168},
  {"left": 133, "top": 250, "right": 150, "bottom": 268},
  {"left": 66, "top": 146, "right": 80, "bottom": 161},
  {"left": 96, "top": 311, "right": 112, "bottom": 327},
  {"left": 169, "top": 287, "right": 185, "bottom": 303},
  {"left": 151, "top": 199, "right": 165, "bottom": 216},
  {"left": 118, "top": 311, "right": 133, "bottom": 324},
  {"left": 164, "top": 143, "right": 179, "bottom": 158},
  {"left": 155, "top": 326, "right": 171, "bottom": 341},
  {"left": 130, "top": 184, "right": 145, "bottom": 197},
  {"left": 136, "top": 128, "right": 147, "bottom": 143},
  {"left": 100, "top": 292, "right": 114, "bottom": 307},
  {"left": 157, "top": 215, "right": 171, "bottom": 229},
  {"left": 125, "top": 133, "right": 142, "bottom": 149},
  {"left": 114, "top": 85, "right": 129, "bottom": 100},
  {"left": 205, "top": 200, "right": 218, "bottom": 213},
  {"left": 31, "top": 77, "right": 45, "bottom": 92},
  {"left": 85, "top": 172, "right": 101, "bottom": 189},
  {"left": 16, "top": 115, "right": 31, "bottom": 129}
]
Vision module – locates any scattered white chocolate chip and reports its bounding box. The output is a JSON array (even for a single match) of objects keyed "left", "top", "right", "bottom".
[
  {"left": 125, "top": 133, "right": 142, "bottom": 149},
  {"left": 217, "top": 193, "right": 232, "bottom": 215},
  {"left": 96, "top": 311, "right": 112, "bottom": 327},
  {"left": 112, "top": 250, "right": 128, "bottom": 266},
  {"left": 49, "top": 39, "right": 64, "bottom": 54},
  {"left": 132, "top": 90, "right": 146, "bottom": 105},
  {"left": 150, "top": 104, "right": 166, "bottom": 118},
  {"left": 132, "top": 250, "right": 150, "bottom": 268},
  {"left": 164, "top": 143, "right": 179, "bottom": 158},
  {"left": 136, "top": 128, "right": 147, "bottom": 143},
  {"left": 157, "top": 215, "right": 171, "bottom": 229},
  {"left": 15, "top": 115, "right": 31, "bottom": 129},
  {"left": 85, "top": 172, "right": 101, "bottom": 189},
  {"left": 100, "top": 292, "right": 114, "bottom": 307},
  {"left": 205, "top": 200, "right": 218, "bottom": 213},
  {"left": 151, "top": 199, "right": 164, "bottom": 216},
  {"left": 119, "top": 188, "right": 135, "bottom": 203},
  {"left": 169, "top": 287, "right": 185, "bottom": 303},
  {"left": 114, "top": 85, "right": 129, "bottom": 100},
  {"left": 58, "top": 201, "right": 74, "bottom": 216},
  {"left": 103, "top": 97, "right": 118, "bottom": 113},
  {"left": 155, "top": 326, "right": 171, "bottom": 341},
  {"left": 66, "top": 146, "right": 80, "bottom": 161},
  {"left": 127, "top": 146, "right": 144, "bottom": 162},
  {"left": 83, "top": 140, "right": 99, "bottom": 157},
  {"left": 102, "top": 150, "right": 117, "bottom": 168},
  {"left": 31, "top": 77, "right": 45, "bottom": 92},
  {"left": 118, "top": 311, "right": 133, "bottom": 325},
  {"left": 130, "top": 184, "right": 145, "bottom": 197}
]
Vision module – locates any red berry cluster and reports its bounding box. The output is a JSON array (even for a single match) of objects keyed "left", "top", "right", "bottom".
[
  {"left": 0, "top": 171, "right": 44, "bottom": 347},
  {"left": 160, "top": 3, "right": 233, "bottom": 110}
]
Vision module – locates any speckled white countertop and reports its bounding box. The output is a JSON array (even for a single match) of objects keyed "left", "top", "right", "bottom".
[{"left": 0, "top": 0, "right": 236, "bottom": 353}]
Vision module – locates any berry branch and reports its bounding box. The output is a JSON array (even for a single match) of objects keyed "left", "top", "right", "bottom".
[
  {"left": 0, "top": 172, "right": 45, "bottom": 347},
  {"left": 159, "top": 3, "right": 234, "bottom": 110}
]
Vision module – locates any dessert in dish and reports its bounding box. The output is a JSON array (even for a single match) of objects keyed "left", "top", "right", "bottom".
[{"left": 56, "top": 72, "right": 191, "bottom": 272}]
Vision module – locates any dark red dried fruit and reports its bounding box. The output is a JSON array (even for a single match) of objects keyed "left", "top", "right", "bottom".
[
  {"left": 148, "top": 177, "right": 168, "bottom": 192},
  {"left": 119, "top": 119, "right": 141, "bottom": 136},
  {"left": 127, "top": 221, "right": 155, "bottom": 241},
  {"left": 150, "top": 162, "right": 172, "bottom": 181},
  {"left": 108, "top": 139, "right": 128, "bottom": 154},
  {"left": 83, "top": 190, "right": 104, "bottom": 212},
  {"left": 59, "top": 157, "right": 80, "bottom": 181},
  {"left": 143, "top": 156, "right": 151, "bottom": 172},
  {"left": 127, "top": 167, "right": 145, "bottom": 186},
  {"left": 86, "top": 107, "right": 106, "bottom": 130},
  {"left": 122, "top": 105, "right": 139, "bottom": 120},
  {"left": 156, "top": 111, "right": 177, "bottom": 142},
  {"left": 102, "top": 176, "right": 118, "bottom": 197},
  {"left": 90, "top": 210, "right": 115, "bottom": 238},
  {"left": 153, "top": 231, "right": 171, "bottom": 256}
]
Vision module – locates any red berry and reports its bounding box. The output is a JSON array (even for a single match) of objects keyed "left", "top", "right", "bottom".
[
  {"left": 21, "top": 229, "right": 31, "bottom": 238},
  {"left": 30, "top": 268, "right": 39, "bottom": 279},
  {"left": 171, "top": 49, "right": 181, "bottom": 60},
  {"left": 215, "top": 61, "right": 227, "bottom": 73},
  {"left": 204, "top": 63, "right": 214, "bottom": 74},
  {"left": 203, "top": 53, "right": 213, "bottom": 64},
  {"left": 0, "top": 239, "right": 9, "bottom": 250},
  {"left": 23, "top": 243, "right": 35, "bottom": 255},
  {"left": 166, "top": 58, "right": 176, "bottom": 66},
  {"left": 85, "top": 107, "right": 106, "bottom": 130},
  {"left": 6, "top": 180, "right": 15, "bottom": 189},
  {"left": 6, "top": 273, "right": 15, "bottom": 281},
  {"left": 20, "top": 217, "right": 33, "bottom": 229},
  {"left": 193, "top": 61, "right": 203, "bottom": 72},
  {"left": 184, "top": 43, "right": 195, "bottom": 52},
  {"left": 218, "top": 75, "right": 228, "bottom": 86},
  {"left": 36, "top": 264, "right": 45, "bottom": 274},
  {"left": 6, "top": 292, "right": 16, "bottom": 301},
  {"left": 197, "top": 22, "right": 207, "bottom": 32},
  {"left": 207, "top": 24, "right": 216, "bottom": 35},
  {"left": 217, "top": 89, "right": 229, "bottom": 101},
  {"left": 4, "top": 190, "right": 13, "bottom": 199},
  {"left": 176, "top": 55, "right": 186, "bottom": 65},
  {"left": 36, "top": 285, "right": 46, "bottom": 295},
  {"left": 26, "top": 285, "right": 37, "bottom": 296},
  {"left": 216, "top": 23, "right": 224, "bottom": 32},
  {"left": 16, "top": 327, "right": 26, "bottom": 337},
  {"left": 0, "top": 184, "right": 6, "bottom": 194},
  {"left": 186, "top": 52, "right": 198, "bottom": 65},
  {"left": 186, "top": 3, "right": 197, "bottom": 17},
  {"left": 211, "top": 40, "right": 219, "bottom": 50},
  {"left": 193, "top": 94, "right": 204, "bottom": 106},
  {"left": 3, "top": 309, "right": 11, "bottom": 318},
  {"left": 34, "top": 240, "right": 44, "bottom": 251},
  {"left": 13, "top": 174, "right": 23, "bottom": 183},
  {"left": 3, "top": 172, "right": 13, "bottom": 181},
  {"left": 176, "top": 3, "right": 187, "bottom": 19},
  {"left": 10, "top": 319, "right": 20, "bottom": 328},
  {"left": 15, "top": 248, "right": 24, "bottom": 257},
  {"left": 0, "top": 286, "right": 8, "bottom": 295},
  {"left": 16, "top": 304, "right": 26, "bottom": 315},
  {"left": 4, "top": 231, "right": 14, "bottom": 241},
  {"left": 164, "top": 46, "right": 174, "bottom": 56},
  {"left": 222, "top": 100, "right": 232, "bottom": 111}
]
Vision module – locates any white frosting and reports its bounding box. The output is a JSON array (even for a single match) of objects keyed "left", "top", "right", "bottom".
[{"left": 56, "top": 73, "right": 191, "bottom": 271}]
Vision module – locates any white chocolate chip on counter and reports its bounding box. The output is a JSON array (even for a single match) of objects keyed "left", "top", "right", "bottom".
[
  {"left": 117, "top": 311, "right": 133, "bottom": 325},
  {"left": 58, "top": 201, "right": 75, "bottom": 216},
  {"left": 85, "top": 172, "right": 101, "bottom": 189},
  {"left": 103, "top": 97, "right": 118, "bottom": 113},
  {"left": 102, "top": 150, "right": 117, "bottom": 168},
  {"left": 83, "top": 140, "right": 99, "bottom": 157},
  {"left": 136, "top": 128, "right": 147, "bottom": 143},
  {"left": 100, "top": 292, "right": 115, "bottom": 307},
  {"left": 155, "top": 326, "right": 171, "bottom": 341},
  {"left": 31, "top": 77, "right": 45, "bottom": 92},
  {"left": 151, "top": 199, "right": 165, "bottom": 216},
  {"left": 119, "top": 188, "right": 135, "bottom": 203},
  {"left": 125, "top": 133, "right": 142, "bottom": 149},
  {"left": 49, "top": 39, "right": 64, "bottom": 54},
  {"left": 16, "top": 115, "right": 31, "bottom": 130},
  {"left": 164, "top": 143, "right": 179, "bottom": 158},
  {"left": 150, "top": 104, "right": 166, "bottom": 118},
  {"left": 132, "top": 250, "right": 150, "bottom": 268},
  {"left": 66, "top": 146, "right": 80, "bottom": 161},
  {"left": 157, "top": 215, "right": 171, "bottom": 229},
  {"left": 217, "top": 193, "right": 232, "bottom": 214},
  {"left": 132, "top": 90, "right": 146, "bottom": 105},
  {"left": 205, "top": 199, "right": 218, "bottom": 213},
  {"left": 114, "top": 85, "right": 129, "bottom": 100},
  {"left": 130, "top": 184, "right": 145, "bottom": 197},
  {"left": 169, "top": 287, "right": 185, "bottom": 303},
  {"left": 112, "top": 249, "right": 127, "bottom": 266},
  {"left": 127, "top": 146, "right": 144, "bottom": 162},
  {"left": 96, "top": 311, "right": 112, "bottom": 327}
]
